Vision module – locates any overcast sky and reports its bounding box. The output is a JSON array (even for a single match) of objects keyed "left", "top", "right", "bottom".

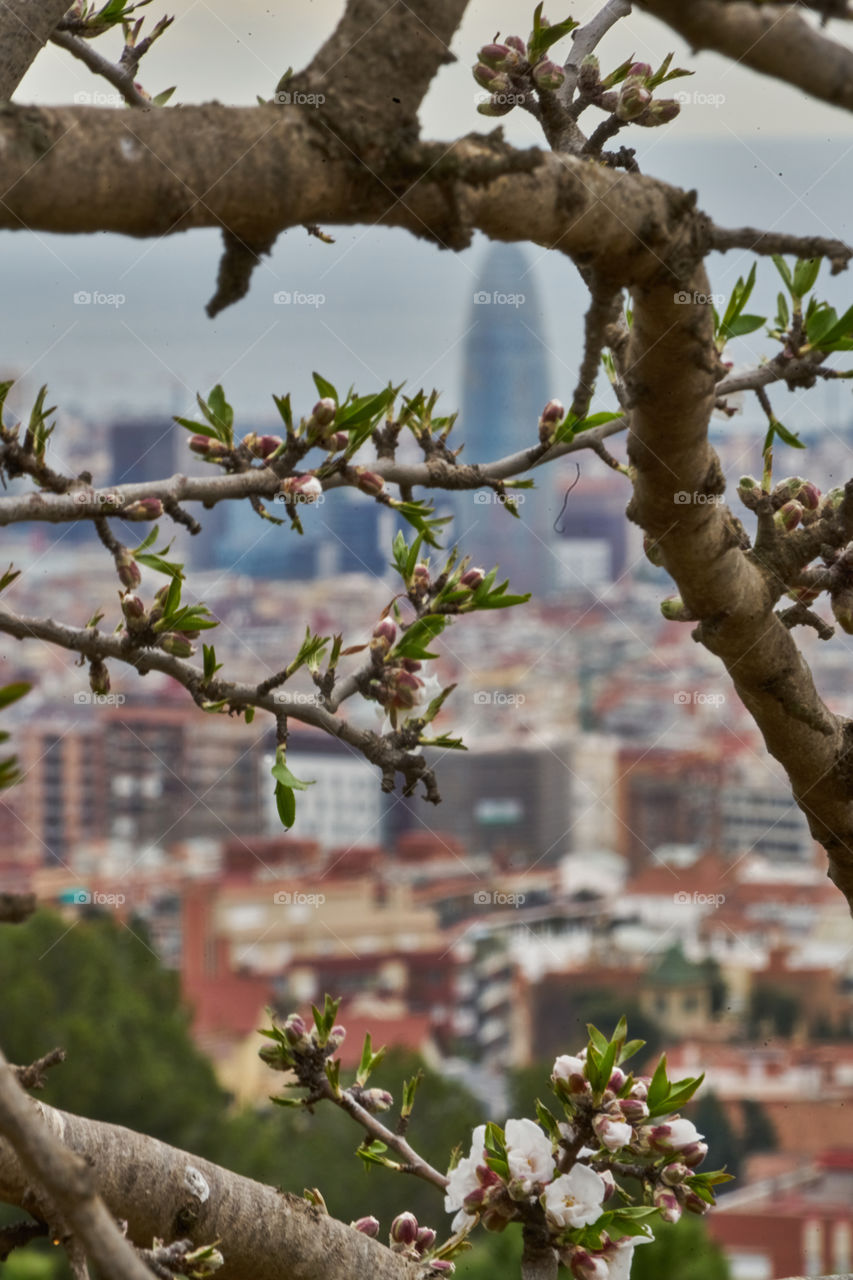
[
  {"left": 5, "top": 2, "right": 853, "bottom": 430},
  {"left": 17, "top": 0, "right": 853, "bottom": 138}
]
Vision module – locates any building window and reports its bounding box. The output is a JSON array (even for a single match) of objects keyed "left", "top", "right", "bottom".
[
  {"left": 803, "top": 1219, "right": 823, "bottom": 1277},
  {"left": 833, "top": 1221, "right": 851, "bottom": 1273}
]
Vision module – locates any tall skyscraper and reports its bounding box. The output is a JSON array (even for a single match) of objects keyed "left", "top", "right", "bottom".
[{"left": 455, "top": 242, "right": 556, "bottom": 598}]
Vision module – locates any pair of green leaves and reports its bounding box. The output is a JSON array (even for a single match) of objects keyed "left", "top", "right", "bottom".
[{"left": 271, "top": 744, "right": 314, "bottom": 829}]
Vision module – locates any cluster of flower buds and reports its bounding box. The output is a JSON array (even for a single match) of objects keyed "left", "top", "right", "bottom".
[
  {"left": 304, "top": 397, "right": 348, "bottom": 451},
  {"left": 352, "top": 1215, "right": 452, "bottom": 1273},
  {"left": 258, "top": 1011, "right": 347, "bottom": 1079},
  {"left": 538, "top": 398, "right": 565, "bottom": 445},
  {"left": 738, "top": 473, "right": 823, "bottom": 522},
  {"left": 367, "top": 618, "right": 427, "bottom": 713},
  {"left": 575, "top": 55, "right": 680, "bottom": 128},
  {"left": 472, "top": 33, "right": 565, "bottom": 117},
  {"left": 280, "top": 474, "right": 324, "bottom": 504}
]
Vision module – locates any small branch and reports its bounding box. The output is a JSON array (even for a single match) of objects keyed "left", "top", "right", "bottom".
[
  {"left": 325, "top": 1083, "right": 448, "bottom": 1192},
  {"left": 710, "top": 225, "right": 852, "bottom": 274},
  {"left": 13, "top": 1050, "right": 66, "bottom": 1092},
  {"left": 0, "top": 1219, "right": 48, "bottom": 1261},
  {"left": 49, "top": 31, "right": 152, "bottom": 109},
  {"left": 571, "top": 281, "right": 623, "bottom": 418},
  {"left": 559, "top": 0, "right": 633, "bottom": 104}
]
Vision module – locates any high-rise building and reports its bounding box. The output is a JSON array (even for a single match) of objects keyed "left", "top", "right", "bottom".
[{"left": 455, "top": 242, "right": 556, "bottom": 598}]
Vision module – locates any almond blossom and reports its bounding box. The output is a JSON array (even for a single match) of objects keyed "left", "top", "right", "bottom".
[{"left": 542, "top": 1163, "right": 607, "bottom": 1230}]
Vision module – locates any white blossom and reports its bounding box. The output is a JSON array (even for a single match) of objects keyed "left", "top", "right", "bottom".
[
  {"left": 542, "top": 1164, "right": 606, "bottom": 1229},
  {"left": 505, "top": 1118, "right": 556, "bottom": 1191},
  {"left": 606, "top": 1235, "right": 651, "bottom": 1280},
  {"left": 552, "top": 1054, "right": 586, "bottom": 1081},
  {"left": 444, "top": 1124, "right": 487, "bottom": 1231}
]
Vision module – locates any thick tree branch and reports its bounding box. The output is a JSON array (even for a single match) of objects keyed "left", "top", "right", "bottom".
[
  {"left": 638, "top": 0, "right": 853, "bottom": 114},
  {"left": 0, "top": 0, "right": 70, "bottom": 100},
  {"left": 624, "top": 273, "right": 853, "bottom": 911},
  {"left": 0, "top": 1096, "right": 420, "bottom": 1280},
  {"left": 0, "top": 1049, "right": 154, "bottom": 1280}
]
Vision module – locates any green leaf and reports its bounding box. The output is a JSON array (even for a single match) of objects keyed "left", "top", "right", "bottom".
[
  {"left": 721, "top": 313, "right": 765, "bottom": 339},
  {"left": 275, "top": 782, "right": 295, "bottom": 828},
  {"left": 619, "top": 1038, "right": 646, "bottom": 1065},
  {"left": 270, "top": 760, "right": 315, "bottom": 792},
  {"left": 202, "top": 644, "right": 221, "bottom": 681},
  {"left": 0, "top": 566, "right": 21, "bottom": 595},
  {"left": 273, "top": 393, "right": 293, "bottom": 432},
  {"left": 817, "top": 302, "right": 853, "bottom": 346},
  {"left": 152, "top": 86, "right": 176, "bottom": 107},
  {"left": 134, "top": 553, "right": 184, "bottom": 578},
  {"left": 174, "top": 415, "right": 220, "bottom": 441},
  {"left": 659, "top": 1073, "right": 705, "bottom": 1114},
  {"left": 312, "top": 372, "right": 338, "bottom": 404},
  {"left": 792, "top": 256, "right": 821, "bottom": 298},
  {"left": 772, "top": 419, "right": 805, "bottom": 450},
  {"left": 0, "top": 682, "right": 31, "bottom": 711},
  {"left": 772, "top": 255, "right": 793, "bottom": 291},
  {"left": 207, "top": 383, "right": 234, "bottom": 441},
  {"left": 646, "top": 1054, "right": 669, "bottom": 1114},
  {"left": 775, "top": 292, "right": 790, "bottom": 331},
  {"left": 392, "top": 615, "right": 446, "bottom": 661}
]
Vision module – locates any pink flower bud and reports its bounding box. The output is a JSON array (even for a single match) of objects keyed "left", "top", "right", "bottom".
[
  {"left": 820, "top": 486, "right": 845, "bottom": 514},
  {"left": 630, "top": 1078, "right": 649, "bottom": 1100},
  {"left": 540, "top": 398, "right": 565, "bottom": 424},
  {"left": 390, "top": 671, "right": 424, "bottom": 710},
  {"left": 352, "top": 1216, "right": 380, "bottom": 1237},
  {"left": 592, "top": 1113, "right": 632, "bottom": 1152},
  {"left": 258, "top": 1042, "right": 289, "bottom": 1070},
  {"left": 474, "top": 62, "right": 499, "bottom": 89},
  {"left": 355, "top": 468, "right": 385, "bottom": 497},
  {"left": 159, "top": 632, "right": 194, "bottom": 658},
  {"left": 774, "top": 500, "right": 803, "bottom": 531},
  {"left": 608, "top": 1067, "right": 627, "bottom": 1091},
  {"left": 390, "top": 1212, "right": 419, "bottom": 1247},
  {"left": 798, "top": 481, "right": 821, "bottom": 510},
  {"left": 120, "top": 591, "right": 146, "bottom": 622},
  {"left": 477, "top": 96, "right": 515, "bottom": 117},
  {"left": 371, "top": 618, "right": 397, "bottom": 652},
  {"left": 312, "top": 398, "right": 336, "bottom": 427},
  {"left": 124, "top": 497, "right": 163, "bottom": 520},
  {"left": 569, "top": 1248, "right": 610, "bottom": 1280},
  {"left": 679, "top": 1141, "right": 709, "bottom": 1168},
  {"left": 618, "top": 1096, "right": 649, "bottom": 1123},
  {"left": 415, "top": 1226, "right": 436, "bottom": 1253},
  {"left": 505, "top": 35, "right": 527, "bottom": 56},
  {"left": 248, "top": 434, "right": 283, "bottom": 459},
  {"left": 616, "top": 78, "right": 652, "bottom": 120},
  {"left": 412, "top": 563, "right": 430, "bottom": 588},
  {"left": 629, "top": 62, "right": 652, "bottom": 79},
  {"left": 359, "top": 1088, "right": 393, "bottom": 1112},
  {"left": 644, "top": 99, "right": 680, "bottom": 125},
  {"left": 661, "top": 1162, "right": 691, "bottom": 1186},
  {"left": 578, "top": 55, "right": 600, "bottom": 92},
  {"left": 401, "top": 658, "right": 422, "bottom": 673},
  {"left": 327, "top": 1025, "right": 346, "bottom": 1052},
  {"left": 459, "top": 566, "right": 485, "bottom": 589},
  {"left": 188, "top": 434, "right": 228, "bottom": 458},
  {"left": 533, "top": 59, "right": 565, "bottom": 90},
  {"left": 327, "top": 431, "right": 348, "bottom": 451},
  {"left": 116, "top": 549, "right": 141, "bottom": 589},
  {"left": 683, "top": 1187, "right": 710, "bottom": 1215},
  {"left": 654, "top": 1186, "right": 682, "bottom": 1223},
  {"left": 283, "top": 1014, "right": 310, "bottom": 1047},
  {"left": 646, "top": 1119, "right": 704, "bottom": 1154},
  {"left": 479, "top": 42, "right": 512, "bottom": 69}
]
